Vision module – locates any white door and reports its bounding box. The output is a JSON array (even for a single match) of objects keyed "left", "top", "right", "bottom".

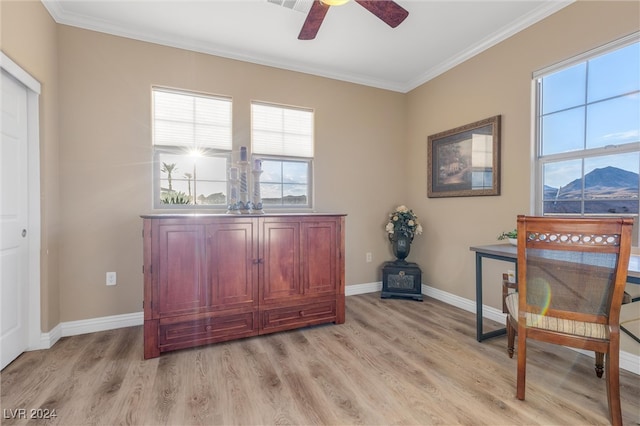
[{"left": 1, "top": 69, "right": 30, "bottom": 370}]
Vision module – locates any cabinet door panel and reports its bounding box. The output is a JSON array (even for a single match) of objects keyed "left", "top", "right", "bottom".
[
  {"left": 207, "top": 221, "right": 258, "bottom": 307},
  {"left": 158, "top": 224, "right": 206, "bottom": 315},
  {"left": 302, "top": 221, "right": 337, "bottom": 295},
  {"left": 261, "top": 221, "right": 301, "bottom": 301}
]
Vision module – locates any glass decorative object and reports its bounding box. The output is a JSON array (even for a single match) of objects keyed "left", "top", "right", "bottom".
[
  {"left": 226, "top": 167, "right": 240, "bottom": 214},
  {"left": 251, "top": 159, "right": 264, "bottom": 214},
  {"left": 237, "top": 159, "right": 252, "bottom": 214}
]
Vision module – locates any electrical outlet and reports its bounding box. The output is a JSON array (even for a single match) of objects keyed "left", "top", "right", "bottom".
[
  {"left": 366, "top": 252, "right": 372, "bottom": 263},
  {"left": 106, "top": 272, "right": 117, "bottom": 286}
]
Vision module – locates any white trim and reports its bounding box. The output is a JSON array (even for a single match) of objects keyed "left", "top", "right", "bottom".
[
  {"left": 33, "top": 312, "right": 144, "bottom": 349},
  {"left": 0, "top": 53, "right": 41, "bottom": 94},
  {"left": 1, "top": 51, "right": 42, "bottom": 354},
  {"left": 40, "top": 0, "right": 572, "bottom": 93},
  {"left": 407, "top": 1, "right": 574, "bottom": 92},
  {"left": 345, "top": 281, "right": 381, "bottom": 296},
  {"left": 533, "top": 31, "right": 640, "bottom": 78},
  {"left": 620, "top": 349, "right": 640, "bottom": 376},
  {"left": 27, "top": 281, "right": 639, "bottom": 375},
  {"left": 60, "top": 312, "right": 143, "bottom": 337},
  {"left": 347, "top": 281, "right": 639, "bottom": 375},
  {"left": 34, "top": 324, "right": 61, "bottom": 350},
  {"left": 571, "top": 347, "right": 640, "bottom": 376}
]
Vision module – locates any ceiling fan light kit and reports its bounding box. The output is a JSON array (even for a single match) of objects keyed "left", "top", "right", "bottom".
[
  {"left": 321, "top": 0, "right": 350, "bottom": 6},
  {"left": 298, "top": 0, "right": 408, "bottom": 40}
]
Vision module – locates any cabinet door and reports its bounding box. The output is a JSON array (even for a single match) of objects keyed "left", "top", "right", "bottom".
[
  {"left": 206, "top": 219, "right": 258, "bottom": 308},
  {"left": 261, "top": 219, "right": 301, "bottom": 301},
  {"left": 157, "top": 223, "right": 207, "bottom": 316},
  {"left": 302, "top": 220, "right": 338, "bottom": 295}
]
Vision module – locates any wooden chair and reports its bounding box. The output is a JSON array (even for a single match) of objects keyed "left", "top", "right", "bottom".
[{"left": 505, "top": 215, "right": 633, "bottom": 426}]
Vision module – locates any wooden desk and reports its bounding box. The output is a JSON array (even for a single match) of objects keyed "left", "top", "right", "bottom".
[{"left": 469, "top": 244, "right": 640, "bottom": 342}]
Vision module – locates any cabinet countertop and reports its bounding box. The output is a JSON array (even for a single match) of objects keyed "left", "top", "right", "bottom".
[{"left": 141, "top": 212, "right": 347, "bottom": 219}]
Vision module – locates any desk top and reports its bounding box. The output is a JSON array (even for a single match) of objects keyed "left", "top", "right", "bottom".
[{"left": 470, "top": 243, "right": 640, "bottom": 282}]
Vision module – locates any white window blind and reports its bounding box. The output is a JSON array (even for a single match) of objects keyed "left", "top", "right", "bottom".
[
  {"left": 153, "top": 88, "right": 232, "bottom": 150},
  {"left": 251, "top": 102, "right": 314, "bottom": 157}
]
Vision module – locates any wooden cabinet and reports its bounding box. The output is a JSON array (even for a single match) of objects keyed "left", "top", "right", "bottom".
[
  {"left": 142, "top": 214, "right": 345, "bottom": 359},
  {"left": 259, "top": 216, "right": 343, "bottom": 334}
]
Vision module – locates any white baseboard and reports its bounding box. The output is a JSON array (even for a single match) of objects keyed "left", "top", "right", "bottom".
[
  {"left": 351, "top": 281, "right": 640, "bottom": 375},
  {"left": 60, "top": 311, "right": 143, "bottom": 337},
  {"left": 32, "top": 283, "right": 638, "bottom": 375},
  {"left": 345, "top": 281, "right": 381, "bottom": 296},
  {"left": 28, "top": 324, "right": 61, "bottom": 351},
  {"left": 33, "top": 312, "right": 143, "bottom": 350}
]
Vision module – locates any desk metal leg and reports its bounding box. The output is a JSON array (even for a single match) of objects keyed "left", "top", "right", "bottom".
[
  {"left": 475, "top": 252, "right": 483, "bottom": 341},
  {"left": 476, "top": 251, "right": 508, "bottom": 342}
]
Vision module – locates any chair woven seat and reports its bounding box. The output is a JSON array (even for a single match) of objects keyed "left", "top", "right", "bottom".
[{"left": 505, "top": 293, "right": 609, "bottom": 339}]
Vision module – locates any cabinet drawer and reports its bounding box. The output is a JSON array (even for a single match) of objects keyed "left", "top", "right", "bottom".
[
  {"left": 260, "top": 300, "right": 336, "bottom": 333},
  {"left": 159, "top": 311, "right": 257, "bottom": 351}
]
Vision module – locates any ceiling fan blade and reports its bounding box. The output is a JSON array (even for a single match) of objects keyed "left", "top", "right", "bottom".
[
  {"left": 298, "top": 1, "right": 330, "bottom": 40},
  {"left": 355, "top": 1, "right": 408, "bottom": 28}
]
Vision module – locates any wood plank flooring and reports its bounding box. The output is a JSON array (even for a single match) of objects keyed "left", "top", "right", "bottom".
[{"left": 2, "top": 293, "right": 639, "bottom": 425}]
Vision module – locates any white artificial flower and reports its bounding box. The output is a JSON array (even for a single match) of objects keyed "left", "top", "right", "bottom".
[{"left": 385, "top": 205, "right": 422, "bottom": 240}]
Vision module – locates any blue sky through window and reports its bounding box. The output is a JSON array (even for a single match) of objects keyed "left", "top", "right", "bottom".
[{"left": 538, "top": 40, "right": 640, "bottom": 216}]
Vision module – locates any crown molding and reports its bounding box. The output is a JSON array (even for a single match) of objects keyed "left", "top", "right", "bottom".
[
  {"left": 41, "top": 0, "right": 573, "bottom": 93},
  {"left": 404, "top": 0, "right": 574, "bottom": 92}
]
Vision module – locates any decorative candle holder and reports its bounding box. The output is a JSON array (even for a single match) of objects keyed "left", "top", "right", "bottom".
[
  {"left": 237, "top": 160, "right": 252, "bottom": 214},
  {"left": 251, "top": 169, "right": 264, "bottom": 214},
  {"left": 226, "top": 168, "right": 240, "bottom": 214}
]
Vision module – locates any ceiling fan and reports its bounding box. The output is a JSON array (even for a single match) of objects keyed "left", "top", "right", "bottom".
[{"left": 298, "top": 0, "right": 409, "bottom": 40}]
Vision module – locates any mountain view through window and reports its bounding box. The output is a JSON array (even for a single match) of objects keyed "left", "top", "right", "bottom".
[{"left": 537, "top": 38, "right": 639, "bottom": 218}]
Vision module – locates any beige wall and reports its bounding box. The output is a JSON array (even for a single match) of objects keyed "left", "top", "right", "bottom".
[
  {"left": 1, "top": 0, "right": 61, "bottom": 332},
  {"left": 55, "top": 26, "right": 406, "bottom": 321},
  {"left": 405, "top": 0, "right": 639, "bottom": 310},
  {"left": 2, "top": 1, "right": 639, "bottom": 342}
]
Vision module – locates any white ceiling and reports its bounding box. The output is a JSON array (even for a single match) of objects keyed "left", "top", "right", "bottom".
[{"left": 42, "top": 0, "right": 573, "bottom": 93}]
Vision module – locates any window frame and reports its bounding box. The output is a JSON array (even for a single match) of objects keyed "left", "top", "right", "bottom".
[
  {"left": 252, "top": 154, "right": 314, "bottom": 208},
  {"left": 152, "top": 86, "right": 233, "bottom": 209},
  {"left": 251, "top": 101, "right": 315, "bottom": 210},
  {"left": 532, "top": 33, "right": 640, "bottom": 235},
  {"left": 152, "top": 147, "right": 232, "bottom": 210}
]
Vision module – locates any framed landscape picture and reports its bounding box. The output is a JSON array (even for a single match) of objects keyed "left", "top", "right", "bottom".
[{"left": 427, "top": 115, "right": 501, "bottom": 198}]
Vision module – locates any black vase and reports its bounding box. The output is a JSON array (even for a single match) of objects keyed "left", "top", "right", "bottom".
[{"left": 391, "top": 232, "right": 411, "bottom": 263}]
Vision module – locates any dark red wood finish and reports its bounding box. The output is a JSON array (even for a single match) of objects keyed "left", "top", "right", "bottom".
[
  {"left": 355, "top": 1, "right": 408, "bottom": 27},
  {"left": 142, "top": 214, "right": 345, "bottom": 359},
  {"left": 298, "top": 0, "right": 408, "bottom": 40},
  {"left": 298, "top": 0, "right": 330, "bottom": 40}
]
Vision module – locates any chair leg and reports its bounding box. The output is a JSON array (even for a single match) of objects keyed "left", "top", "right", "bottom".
[
  {"left": 516, "top": 328, "right": 527, "bottom": 400},
  {"left": 594, "top": 352, "right": 604, "bottom": 378},
  {"left": 605, "top": 350, "right": 623, "bottom": 426},
  {"left": 506, "top": 317, "right": 515, "bottom": 358}
]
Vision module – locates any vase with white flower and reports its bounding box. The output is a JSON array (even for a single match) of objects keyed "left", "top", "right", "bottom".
[{"left": 385, "top": 205, "right": 423, "bottom": 263}]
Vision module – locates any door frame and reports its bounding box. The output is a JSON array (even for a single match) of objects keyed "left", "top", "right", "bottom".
[{"left": 1, "top": 51, "right": 42, "bottom": 351}]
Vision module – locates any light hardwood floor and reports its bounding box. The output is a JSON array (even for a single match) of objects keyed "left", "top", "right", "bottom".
[{"left": 2, "top": 293, "right": 639, "bottom": 425}]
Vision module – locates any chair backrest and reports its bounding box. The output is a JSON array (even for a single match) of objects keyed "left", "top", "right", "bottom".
[{"left": 516, "top": 215, "right": 633, "bottom": 331}]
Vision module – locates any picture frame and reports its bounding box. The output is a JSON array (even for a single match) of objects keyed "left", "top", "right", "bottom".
[{"left": 427, "top": 115, "right": 501, "bottom": 198}]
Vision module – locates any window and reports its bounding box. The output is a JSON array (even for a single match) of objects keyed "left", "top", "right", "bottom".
[
  {"left": 152, "top": 88, "right": 232, "bottom": 208},
  {"left": 251, "top": 101, "right": 314, "bottom": 207},
  {"left": 535, "top": 34, "right": 640, "bottom": 235}
]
